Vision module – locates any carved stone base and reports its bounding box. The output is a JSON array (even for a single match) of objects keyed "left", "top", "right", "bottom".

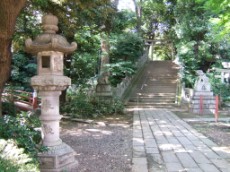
[{"left": 38, "top": 142, "right": 78, "bottom": 172}]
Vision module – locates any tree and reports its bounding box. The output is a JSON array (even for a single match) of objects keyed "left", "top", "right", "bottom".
[
  {"left": 0, "top": 0, "right": 116, "bottom": 115},
  {"left": 133, "top": 0, "right": 143, "bottom": 33},
  {"left": 197, "top": 0, "right": 230, "bottom": 41},
  {"left": 0, "top": 0, "right": 26, "bottom": 116}
]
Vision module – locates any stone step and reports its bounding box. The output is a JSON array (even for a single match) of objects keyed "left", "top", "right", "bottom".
[
  {"left": 125, "top": 103, "right": 177, "bottom": 109},
  {"left": 129, "top": 96, "right": 175, "bottom": 102},
  {"left": 136, "top": 83, "right": 177, "bottom": 86},
  {"left": 129, "top": 95, "right": 176, "bottom": 99},
  {"left": 130, "top": 92, "right": 176, "bottom": 98},
  {"left": 135, "top": 88, "right": 176, "bottom": 93},
  {"left": 126, "top": 102, "right": 176, "bottom": 106},
  {"left": 129, "top": 99, "right": 175, "bottom": 103},
  {"left": 126, "top": 60, "right": 179, "bottom": 109}
]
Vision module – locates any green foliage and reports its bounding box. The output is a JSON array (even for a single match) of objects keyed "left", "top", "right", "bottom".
[
  {"left": 196, "top": 0, "right": 230, "bottom": 41},
  {"left": 68, "top": 52, "right": 99, "bottom": 85},
  {"left": 0, "top": 139, "right": 39, "bottom": 172},
  {"left": 0, "top": 112, "right": 44, "bottom": 159},
  {"left": 61, "top": 86, "right": 124, "bottom": 118},
  {"left": 111, "top": 10, "right": 136, "bottom": 33},
  {"left": 65, "top": 26, "right": 101, "bottom": 85},
  {"left": 106, "top": 61, "right": 136, "bottom": 87},
  {"left": 177, "top": 41, "right": 201, "bottom": 87},
  {"left": 110, "top": 33, "right": 144, "bottom": 63},
  {"left": 10, "top": 52, "right": 36, "bottom": 90},
  {"left": 208, "top": 65, "right": 230, "bottom": 102},
  {"left": 2, "top": 102, "right": 17, "bottom": 116}
]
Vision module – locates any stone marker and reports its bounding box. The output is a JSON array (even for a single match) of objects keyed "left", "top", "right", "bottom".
[
  {"left": 25, "top": 14, "right": 78, "bottom": 172},
  {"left": 191, "top": 70, "right": 215, "bottom": 114}
]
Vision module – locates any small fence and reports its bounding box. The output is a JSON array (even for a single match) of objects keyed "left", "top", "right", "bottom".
[{"left": 2, "top": 89, "right": 39, "bottom": 111}]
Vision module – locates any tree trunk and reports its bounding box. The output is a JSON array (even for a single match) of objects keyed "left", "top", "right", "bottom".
[
  {"left": 0, "top": 0, "right": 26, "bottom": 116},
  {"left": 112, "top": 0, "right": 119, "bottom": 9},
  {"left": 133, "top": 0, "right": 142, "bottom": 33}
]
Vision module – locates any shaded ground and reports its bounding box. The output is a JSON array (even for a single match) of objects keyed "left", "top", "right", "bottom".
[
  {"left": 189, "top": 121, "right": 230, "bottom": 147},
  {"left": 60, "top": 114, "right": 133, "bottom": 172},
  {"left": 175, "top": 108, "right": 230, "bottom": 151}
]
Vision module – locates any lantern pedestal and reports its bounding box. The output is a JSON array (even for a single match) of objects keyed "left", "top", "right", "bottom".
[{"left": 38, "top": 143, "right": 77, "bottom": 172}]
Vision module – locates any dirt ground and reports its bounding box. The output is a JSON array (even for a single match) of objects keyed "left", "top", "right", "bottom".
[{"left": 60, "top": 113, "right": 133, "bottom": 172}]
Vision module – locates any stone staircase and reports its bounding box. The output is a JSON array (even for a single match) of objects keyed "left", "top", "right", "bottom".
[{"left": 125, "top": 61, "right": 179, "bottom": 109}]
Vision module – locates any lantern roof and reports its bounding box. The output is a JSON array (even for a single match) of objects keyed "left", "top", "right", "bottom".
[{"left": 25, "top": 14, "right": 77, "bottom": 54}]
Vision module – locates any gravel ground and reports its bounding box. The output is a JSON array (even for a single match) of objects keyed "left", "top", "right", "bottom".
[
  {"left": 60, "top": 115, "right": 133, "bottom": 172},
  {"left": 188, "top": 121, "right": 230, "bottom": 147},
  {"left": 175, "top": 108, "right": 230, "bottom": 152}
]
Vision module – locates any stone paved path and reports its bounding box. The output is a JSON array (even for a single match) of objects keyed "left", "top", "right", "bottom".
[{"left": 132, "top": 109, "right": 230, "bottom": 172}]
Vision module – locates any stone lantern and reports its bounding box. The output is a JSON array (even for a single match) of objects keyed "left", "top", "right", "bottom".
[{"left": 25, "top": 14, "right": 78, "bottom": 172}]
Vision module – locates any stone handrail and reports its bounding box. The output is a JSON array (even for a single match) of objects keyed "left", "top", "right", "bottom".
[{"left": 112, "top": 51, "right": 149, "bottom": 99}]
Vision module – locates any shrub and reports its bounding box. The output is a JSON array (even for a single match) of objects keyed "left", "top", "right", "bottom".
[
  {"left": 0, "top": 139, "right": 39, "bottom": 172},
  {"left": 10, "top": 52, "right": 36, "bottom": 90},
  {"left": 61, "top": 86, "right": 124, "bottom": 118},
  {"left": 0, "top": 112, "right": 44, "bottom": 159},
  {"left": 2, "top": 102, "right": 17, "bottom": 116},
  {"left": 106, "top": 61, "right": 136, "bottom": 87}
]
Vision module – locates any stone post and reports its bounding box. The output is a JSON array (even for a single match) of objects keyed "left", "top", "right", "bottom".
[{"left": 25, "top": 14, "right": 78, "bottom": 172}]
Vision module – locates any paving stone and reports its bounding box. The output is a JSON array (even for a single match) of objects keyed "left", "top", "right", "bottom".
[
  {"left": 146, "top": 147, "right": 159, "bottom": 154},
  {"left": 167, "top": 138, "right": 180, "bottom": 145},
  {"left": 133, "top": 150, "right": 146, "bottom": 158},
  {"left": 133, "top": 129, "right": 143, "bottom": 138},
  {"left": 171, "top": 130, "right": 184, "bottom": 137},
  {"left": 132, "top": 109, "right": 230, "bottom": 172},
  {"left": 159, "top": 143, "right": 179, "bottom": 152},
  {"left": 165, "top": 163, "right": 184, "bottom": 172},
  {"left": 202, "top": 148, "right": 220, "bottom": 160},
  {"left": 177, "top": 136, "right": 193, "bottom": 145},
  {"left": 200, "top": 138, "right": 217, "bottom": 147},
  {"left": 133, "top": 137, "right": 145, "bottom": 146},
  {"left": 147, "top": 153, "right": 164, "bottom": 165},
  {"left": 191, "top": 140, "right": 205, "bottom": 147},
  {"left": 162, "top": 151, "right": 179, "bottom": 163},
  {"left": 189, "top": 150, "right": 211, "bottom": 164},
  {"left": 145, "top": 138, "right": 157, "bottom": 148},
  {"left": 132, "top": 158, "right": 148, "bottom": 172},
  {"left": 198, "top": 163, "right": 220, "bottom": 172},
  {"left": 211, "top": 159, "right": 230, "bottom": 170},
  {"left": 133, "top": 145, "right": 145, "bottom": 152},
  {"left": 185, "top": 168, "right": 203, "bottom": 172},
  {"left": 176, "top": 152, "right": 198, "bottom": 168}
]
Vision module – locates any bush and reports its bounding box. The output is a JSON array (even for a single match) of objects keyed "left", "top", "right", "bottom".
[
  {"left": 10, "top": 52, "right": 36, "bottom": 90},
  {"left": 2, "top": 102, "right": 17, "bottom": 116},
  {"left": 0, "top": 112, "right": 44, "bottom": 159},
  {"left": 0, "top": 139, "right": 39, "bottom": 172},
  {"left": 61, "top": 86, "right": 124, "bottom": 118},
  {"left": 208, "top": 70, "right": 230, "bottom": 103},
  {"left": 106, "top": 61, "right": 136, "bottom": 87}
]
